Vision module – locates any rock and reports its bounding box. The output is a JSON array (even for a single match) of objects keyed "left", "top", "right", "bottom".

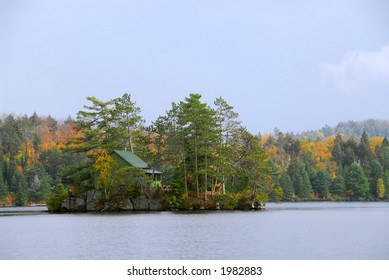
[
  {"left": 119, "top": 199, "right": 134, "bottom": 211},
  {"left": 60, "top": 190, "right": 163, "bottom": 212},
  {"left": 60, "top": 198, "right": 70, "bottom": 212},
  {"left": 132, "top": 195, "right": 150, "bottom": 210},
  {"left": 86, "top": 190, "right": 102, "bottom": 211},
  {"left": 149, "top": 198, "right": 162, "bottom": 211},
  {"left": 61, "top": 196, "right": 85, "bottom": 212}
]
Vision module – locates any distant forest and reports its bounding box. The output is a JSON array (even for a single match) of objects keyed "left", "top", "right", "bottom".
[
  {"left": 1, "top": 94, "right": 389, "bottom": 209},
  {"left": 298, "top": 119, "right": 389, "bottom": 139}
]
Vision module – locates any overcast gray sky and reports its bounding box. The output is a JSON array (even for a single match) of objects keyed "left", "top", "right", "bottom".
[{"left": 1, "top": 0, "right": 389, "bottom": 133}]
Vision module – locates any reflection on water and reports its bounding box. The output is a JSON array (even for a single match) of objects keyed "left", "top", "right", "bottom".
[
  {"left": 0, "top": 206, "right": 48, "bottom": 216},
  {"left": 0, "top": 202, "right": 388, "bottom": 260}
]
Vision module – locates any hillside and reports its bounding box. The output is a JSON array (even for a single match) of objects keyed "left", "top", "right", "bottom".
[{"left": 298, "top": 119, "right": 389, "bottom": 139}]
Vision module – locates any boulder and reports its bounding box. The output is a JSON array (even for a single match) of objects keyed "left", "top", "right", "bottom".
[
  {"left": 119, "top": 199, "right": 134, "bottom": 211},
  {"left": 86, "top": 190, "right": 102, "bottom": 211},
  {"left": 60, "top": 190, "right": 163, "bottom": 212}
]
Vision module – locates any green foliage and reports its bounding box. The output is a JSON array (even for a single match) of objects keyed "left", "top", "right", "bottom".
[
  {"left": 383, "top": 171, "right": 389, "bottom": 199},
  {"left": 235, "top": 190, "right": 253, "bottom": 210},
  {"left": 162, "top": 171, "right": 190, "bottom": 210},
  {"left": 280, "top": 172, "right": 294, "bottom": 201},
  {"left": 0, "top": 166, "right": 8, "bottom": 202},
  {"left": 270, "top": 187, "right": 284, "bottom": 203},
  {"left": 92, "top": 150, "right": 148, "bottom": 203},
  {"left": 213, "top": 193, "right": 238, "bottom": 210},
  {"left": 376, "top": 178, "right": 385, "bottom": 199},
  {"left": 47, "top": 184, "right": 68, "bottom": 212},
  {"left": 330, "top": 175, "right": 346, "bottom": 198},
  {"left": 4, "top": 95, "right": 389, "bottom": 207},
  {"left": 345, "top": 163, "right": 370, "bottom": 200},
  {"left": 312, "top": 169, "right": 331, "bottom": 199},
  {"left": 299, "top": 119, "right": 389, "bottom": 139},
  {"left": 15, "top": 182, "right": 28, "bottom": 206}
]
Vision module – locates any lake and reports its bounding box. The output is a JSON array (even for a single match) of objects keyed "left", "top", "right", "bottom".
[{"left": 0, "top": 202, "right": 388, "bottom": 260}]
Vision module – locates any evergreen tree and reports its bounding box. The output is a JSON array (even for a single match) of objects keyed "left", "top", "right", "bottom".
[
  {"left": 369, "top": 159, "right": 383, "bottom": 198},
  {"left": 330, "top": 175, "right": 346, "bottom": 198},
  {"left": 237, "top": 131, "right": 272, "bottom": 205},
  {"left": 111, "top": 93, "right": 144, "bottom": 153},
  {"left": 312, "top": 169, "right": 331, "bottom": 199},
  {"left": 344, "top": 163, "right": 370, "bottom": 200},
  {"left": 214, "top": 97, "right": 242, "bottom": 194},
  {"left": 332, "top": 134, "right": 344, "bottom": 167},
  {"left": 280, "top": 171, "right": 294, "bottom": 201},
  {"left": 374, "top": 137, "right": 389, "bottom": 171},
  {"left": 383, "top": 171, "right": 389, "bottom": 199},
  {"left": 179, "top": 94, "right": 220, "bottom": 201},
  {"left": 288, "top": 157, "right": 302, "bottom": 197},
  {"left": 0, "top": 166, "right": 8, "bottom": 202},
  {"left": 357, "top": 131, "right": 373, "bottom": 175},
  {"left": 62, "top": 94, "right": 145, "bottom": 195},
  {"left": 343, "top": 137, "right": 358, "bottom": 166},
  {"left": 300, "top": 168, "right": 313, "bottom": 199},
  {"left": 15, "top": 174, "right": 28, "bottom": 206}
]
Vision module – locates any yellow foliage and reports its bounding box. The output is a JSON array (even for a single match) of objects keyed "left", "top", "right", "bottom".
[
  {"left": 261, "top": 133, "right": 272, "bottom": 146},
  {"left": 312, "top": 141, "right": 331, "bottom": 162},
  {"left": 369, "top": 137, "right": 384, "bottom": 152},
  {"left": 325, "top": 136, "right": 335, "bottom": 150},
  {"left": 300, "top": 139, "right": 314, "bottom": 154},
  {"left": 377, "top": 178, "right": 385, "bottom": 199},
  {"left": 92, "top": 149, "right": 115, "bottom": 190},
  {"left": 315, "top": 161, "right": 327, "bottom": 170}
]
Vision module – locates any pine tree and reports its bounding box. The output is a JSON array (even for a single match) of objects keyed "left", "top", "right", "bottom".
[
  {"left": 280, "top": 172, "right": 294, "bottom": 201},
  {"left": 331, "top": 134, "right": 345, "bottom": 167},
  {"left": 312, "top": 169, "right": 331, "bottom": 199},
  {"left": 330, "top": 175, "right": 346, "bottom": 198},
  {"left": 0, "top": 166, "right": 8, "bottom": 202},
  {"left": 358, "top": 131, "right": 373, "bottom": 176},
  {"left": 345, "top": 163, "right": 370, "bottom": 200},
  {"left": 301, "top": 170, "right": 312, "bottom": 199},
  {"left": 15, "top": 180, "right": 28, "bottom": 206},
  {"left": 383, "top": 171, "right": 389, "bottom": 199}
]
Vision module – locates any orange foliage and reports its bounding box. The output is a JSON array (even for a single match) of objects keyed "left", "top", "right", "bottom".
[
  {"left": 56, "top": 122, "right": 79, "bottom": 148},
  {"left": 17, "top": 165, "right": 23, "bottom": 172},
  {"left": 23, "top": 139, "right": 37, "bottom": 166},
  {"left": 40, "top": 126, "right": 56, "bottom": 151},
  {"left": 69, "top": 186, "right": 76, "bottom": 196},
  {"left": 5, "top": 195, "right": 13, "bottom": 206}
]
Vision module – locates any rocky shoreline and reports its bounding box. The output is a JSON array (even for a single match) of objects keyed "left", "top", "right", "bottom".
[{"left": 60, "top": 190, "right": 163, "bottom": 212}]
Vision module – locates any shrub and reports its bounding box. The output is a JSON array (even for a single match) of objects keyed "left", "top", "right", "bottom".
[
  {"left": 213, "top": 193, "right": 238, "bottom": 210},
  {"left": 47, "top": 184, "right": 68, "bottom": 212}
]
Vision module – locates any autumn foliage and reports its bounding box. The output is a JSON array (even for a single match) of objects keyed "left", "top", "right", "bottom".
[{"left": 1, "top": 95, "right": 389, "bottom": 207}]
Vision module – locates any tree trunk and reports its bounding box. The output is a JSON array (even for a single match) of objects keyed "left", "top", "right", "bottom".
[
  {"left": 195, "top": 135, "right": 200, "bottom": 200},
  {"left": 204, "top": 152, "right": 208, "bottom": 202},
  {"left": 183, "top": 144, "right": 188, "bottom": 198}
]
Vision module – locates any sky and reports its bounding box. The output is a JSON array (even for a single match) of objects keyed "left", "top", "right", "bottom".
[{"left": 1, "top": 0, "right": 389, "bottom": 134}]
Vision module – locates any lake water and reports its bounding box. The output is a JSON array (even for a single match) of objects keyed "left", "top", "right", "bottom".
[{"left": 0, "top": 202, "right": 388, "bottom": 260}]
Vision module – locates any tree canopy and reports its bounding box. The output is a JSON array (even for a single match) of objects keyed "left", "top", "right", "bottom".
[{"left": 1, "top": 93, "right": 389, "bottom": 208}]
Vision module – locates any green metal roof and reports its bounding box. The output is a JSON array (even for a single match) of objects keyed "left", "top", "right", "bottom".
[{"left": 112, "top": 150, "right": 149, "bottom": 169}]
